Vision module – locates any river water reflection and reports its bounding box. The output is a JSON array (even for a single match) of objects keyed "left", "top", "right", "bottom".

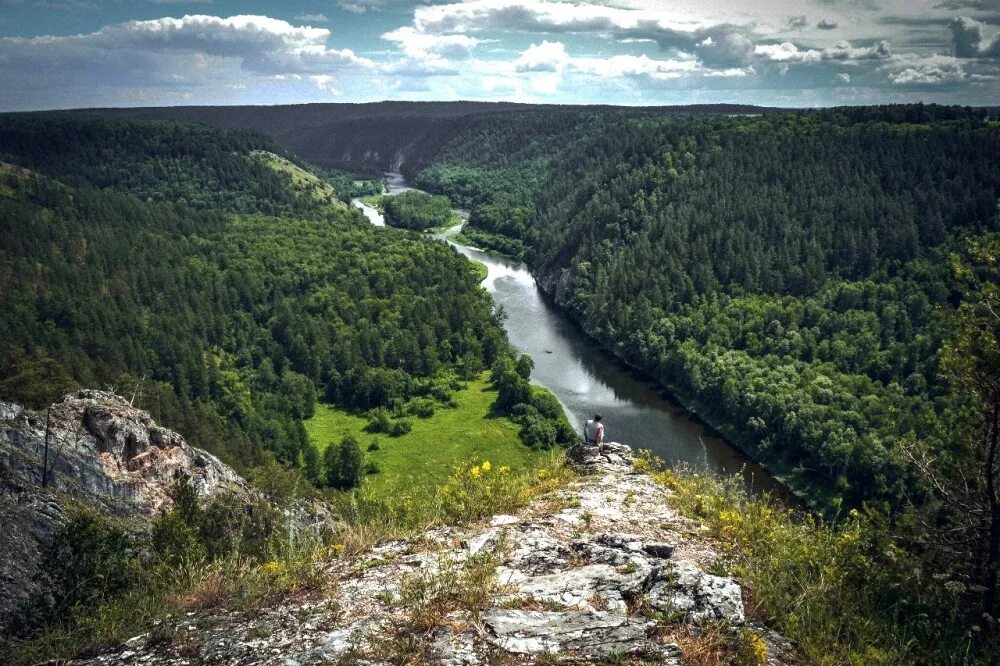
[{"left": 354, "top": 175, "right": 792, "bottom": 500}]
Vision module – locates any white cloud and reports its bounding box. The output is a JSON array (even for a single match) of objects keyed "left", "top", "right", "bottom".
[
  {"left": 754, "top": 40, "right": 890, "bottom": 64},
  {"left": 0, "top": 15, "right": 374, "bottom": 73},
  {"left": 950, "top": 17, "right": 1000, "bottom": 58},
  {"left": 294, "top": 14, "right": 329, "bottom": 23},
  {"left": 514, "top": 40, "right": 568, "bottom": 72},
  {"left": 382, "top": 26, "right": 480, "bottom": 61},
  {"left": 0, "top": 14, "right": 376, "bottom": 110},
  {"left": 309, "top": 74, "right": 341, "bottom": 94},
  {"left": 888, "top": 54, "right": 967, "bottom": 85},
  {"left": 408, "top": 0, "right": 756, "bottom": 67}
]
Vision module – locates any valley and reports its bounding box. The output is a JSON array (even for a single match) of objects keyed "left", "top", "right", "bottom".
[{"left": 2, "top": 104, "right": 1000, "bottom": 664}]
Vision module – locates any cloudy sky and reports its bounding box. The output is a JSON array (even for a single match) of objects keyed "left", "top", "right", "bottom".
[{"left": 1, "top": 0, "right": 998, "bottom": 110}]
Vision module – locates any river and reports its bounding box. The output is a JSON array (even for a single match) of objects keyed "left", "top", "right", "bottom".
[{"left": 353, "top": 176, "right": 790, "bottom": 500}]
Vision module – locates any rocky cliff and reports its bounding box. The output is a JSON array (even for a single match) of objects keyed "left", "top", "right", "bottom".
[
  {"left": 0, "top": 390, "right": 250, "bottom": 624},
  {"left": 79, "top": 443, "right": 797, "bottom": 665}
]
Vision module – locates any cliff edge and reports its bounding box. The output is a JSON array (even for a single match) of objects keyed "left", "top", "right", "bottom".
[
  {"left": 0, "top": 390, "right": 250, "bottom": 624},
  {"left": 78, "top": 442, "right": 798, "bottom": 665}
]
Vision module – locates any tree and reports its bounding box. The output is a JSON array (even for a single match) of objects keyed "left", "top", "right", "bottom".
[
  {"left": 322, "top": 441, "right": 340, "bottom": 489},
  {"left": 302, "top": 443, "right": 321, "bottom": 486},
  {"left": 335, "top": 434, "right": 364, "bottom": 490},
  {"left": 906, "top": 233, "right": 1000, "bottom": 616},
  {"left": 323, "top": 435, "right": 364, "bottom": 490}
]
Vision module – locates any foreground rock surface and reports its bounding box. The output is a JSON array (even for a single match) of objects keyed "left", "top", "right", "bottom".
[
  {"left": 0, "top": 390, "right": 251, "bottom": 623},
  {"left": 81, "top": 441, "right": 798, "bottom": 665}
]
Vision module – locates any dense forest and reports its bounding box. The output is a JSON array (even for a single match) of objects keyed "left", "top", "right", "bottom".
[
  {"left": 412, "top": 105, "right": 1000, "bottom": 507},
  {"left": 0, "top": 117, "right": 513, "bottom": 473},
  {"left": 400, "top": 105, "right": 1000, "bottom": 644},
  {"left": 382, "top": 190, "right": 453, "bottom": 231}
]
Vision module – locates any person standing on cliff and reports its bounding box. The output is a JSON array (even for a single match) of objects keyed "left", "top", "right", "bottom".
[{"left": 584, "top": 414, "right": 605, "bottom": 452}]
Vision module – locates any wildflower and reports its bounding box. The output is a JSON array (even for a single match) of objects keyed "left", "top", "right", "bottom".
[
  {"left": 481, "top": 460, "right": 492, "bottom": 472},
  {"left": 470, "top": 465, "right": 481, "bottom": 479},
  {"left": 498, "top": 465, "right": 510, "bottom": 474},
  {"left": 262, "top": 560, "right": 281, "bottom": 574}
]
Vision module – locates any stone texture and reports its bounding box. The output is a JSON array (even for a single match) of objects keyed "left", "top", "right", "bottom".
[
  {"left": 483, "top": 609, "right": 655, "bottom": 657},
  {"left": 72, "top": 438, "right": 793, "bottom": 665},
  {"left": 647, "top": 560, "right": 746, "bottom": 625},
  {"left": 0, "top": 391, "right": 254, "bottom": 624}
]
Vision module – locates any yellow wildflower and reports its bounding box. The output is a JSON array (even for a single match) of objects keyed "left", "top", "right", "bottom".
[
  {"left": 481, "top": 461, "right": 492, "bottom": 472},
  {"left": 498, "top": 465, "right": 510, "bottom": 474},
  {"left": 470, "top": 465, "right": 482, "bottom": 479}
]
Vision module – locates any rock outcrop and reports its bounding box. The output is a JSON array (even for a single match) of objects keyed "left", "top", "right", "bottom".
[
  {"left": 0, "top": 390, "right": 250, "bottom": 623},
  {"left": 80, "top": 441, "right": 798, "bottom": 665}
]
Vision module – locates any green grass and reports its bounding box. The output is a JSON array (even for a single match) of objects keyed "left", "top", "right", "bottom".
[
  {"left": 358, "top": 194, "right": 386, "bottom": 211},
  {"left": 304, "top": 374, "right": 546, "bottom": 495},
  {"left": 0, "top": 161, "right": 39, "bottom": 198},
  {"left": 252, "top": 150, "right": 347, "bottom": 213}
]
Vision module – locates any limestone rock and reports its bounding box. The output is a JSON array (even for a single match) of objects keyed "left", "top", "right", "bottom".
[
  {"left": 483, "top": 608, "right": 657, "bottom": 658},
  {"left": 647, "top": 560, "right": 746, "bottom": 625},
  {"left": 0, "top": 390, "right": 252, "bottom": 624},
  {"left": 69, "top": 408, "right": 793, "bottom": 665}
]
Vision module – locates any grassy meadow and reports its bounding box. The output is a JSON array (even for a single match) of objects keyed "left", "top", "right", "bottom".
[{"left": 304, "top": 374, "right": 548, "bottom": 496}]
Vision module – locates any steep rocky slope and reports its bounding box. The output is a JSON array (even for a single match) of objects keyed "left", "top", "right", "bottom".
[
  {"left": 80, "top": 444, "right": 798, "bottom": 665},
  {"left": 0, "top": 390, "right": 250, "bottom": 624}
]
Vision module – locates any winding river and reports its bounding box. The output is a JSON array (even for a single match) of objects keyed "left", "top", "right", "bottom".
[{"left": 354, "top": 176, "right": 790, "bottom": 500}]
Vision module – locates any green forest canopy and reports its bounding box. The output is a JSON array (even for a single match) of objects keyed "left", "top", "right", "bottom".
[
  {"left": 0, "top": 116, "right": 511, "bottom": 473},
  {"left": 411, "top": 105, "right": 1000, "bottom": 511}
]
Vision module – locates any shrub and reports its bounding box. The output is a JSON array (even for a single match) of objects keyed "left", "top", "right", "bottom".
[
  {"left": 9, "top": 507, "right": 138, "bottom": 639},
  {"left": 519, "top": 416, "right": 556, "bottom": 449},
  {"left": 388, "top": 418, "right": 413, "bottom": 437},
  {"left": 436, "top": 459, "right": 532, "bottom": 523},
  {"left": 405, "top": 397, "right": 436, "bottom": 418},
  {"left": 365, "top": 407, "right": 393, "bottom": 434},
  {"left": 151, "top": 511, "right": 205, "bottom": 566},
  {"left": 325, "top": 434, "right": 364, "bottom": 490},
  {"left": 649, "top": 465, "right": 1000, "bottom": 665}
]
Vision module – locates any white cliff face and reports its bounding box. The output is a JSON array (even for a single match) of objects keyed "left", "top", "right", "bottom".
[
  {"left": 80, "top": 442, "right": 797, "bottom": 665},
  {"left": 0, "top": 390, "right": 252, "bottom": 622},
  {"left": 1, "top": 390, "right": 250, "bottom": 514}
]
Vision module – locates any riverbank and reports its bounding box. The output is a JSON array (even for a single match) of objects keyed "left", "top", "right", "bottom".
[{"left": 358, "top": 174, "right": 792, "bottom": 502}]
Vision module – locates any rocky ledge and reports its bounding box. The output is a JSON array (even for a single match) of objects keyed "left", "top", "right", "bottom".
[
  {"left": 82, "top": 442, "right": 798, "bottom": 665},
  {"left": 0, "top": 390, "right": 251, "bottom": 624}
]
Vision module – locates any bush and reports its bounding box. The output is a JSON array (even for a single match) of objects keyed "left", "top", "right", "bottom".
[
  {"left": 9, "top": 507, "right": 138, "bottom": 639},
  {"left": 365, "top": 407, "right": 393, "bottom": 434},
  {"left": 324, "top": 434, "right": 365, "bottom": 490},
  {"left": 151, "top": 511, "right": 205, "bottom": 566},
  {"left": 389, "top": 418, "right": 413, "bottom": 437},
  {"left": 651, "top": 465, "right": 1000, "bottom": 665},
  {"left": 367, "top": 439, "right": 381, "bottom": 452},
  {"left": 519, "top": 416, "right": 557, "bottom": 449},
  {"left": 405, "top": 397, "right": 437, "bottom": 418}
]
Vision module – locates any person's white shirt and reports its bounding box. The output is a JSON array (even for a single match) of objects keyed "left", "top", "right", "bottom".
[{"left": 584, "top": 419, "right": 604, "bottom": 444}]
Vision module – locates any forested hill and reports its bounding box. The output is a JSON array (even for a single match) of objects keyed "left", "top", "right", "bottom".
[
  {"left": 53, "top": 102, "right": 776, "bottom": 173},
  {"left": 0, "top": 116, "right": 349, "bottom": 216},
  {"left": 0, "top": 116, "right": 508, "bottom": 473}
]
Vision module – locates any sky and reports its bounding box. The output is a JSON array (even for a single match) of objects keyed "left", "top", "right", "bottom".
[{"left": 0, "top": 0, "right": 998, "bottom": 110}]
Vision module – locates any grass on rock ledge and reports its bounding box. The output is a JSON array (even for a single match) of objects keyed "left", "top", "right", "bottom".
[{"left": 630, "top": 452, "right": 1000, "bottom": 666}]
